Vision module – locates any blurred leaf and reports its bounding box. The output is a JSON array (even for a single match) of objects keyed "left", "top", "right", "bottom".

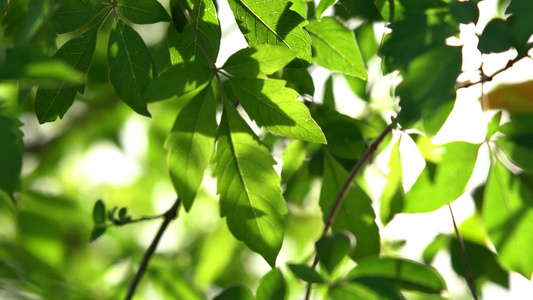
[
  {"left": 449, "top": 0, "right": 479, "bottom": 24},
  {"left": 320, "top": 151, "right": 380, "bottom": 261},
  {"left": 323, "top": 75, "right": 335, "bottom": 108},
  {"left": 422, "top": 234, "right": 449, "bottom": 264},
  {"left": 256, "top": 268, "right": 286, "bottom": 300},
  {"left": 374, "top": 0, "right": 403, "bottom": 22},
  {"left": 89, "top": 227, "right": 106, "bottom": 242},
  {"left": 396, "top": 45, "right": 461, "bottom": 135},
  {"left": 166, "top": 85, "right": 217, "bottom": 211},
  {"left": 281, "top": 67, "right": 315, "bottom": 96},
  {"left": 347, "top": 257, "right": 447, "bottom": 294},
  {"left": 223, "top": 45, "right": 297, "bottom": 78},
  {"left": 116, "top": 0, "right": 170, "bottom": 24},
  {"left": 281, "top": 140, "right": 307, "bottom": 183},
  {"left": 229, "top": 78, "right": 326, "bottom": 143},
  {"left": 505, "top": 0, "right": 533, "bottom": 55},
  {"left": 35, "top": 26, "right": 98, "bottom": 123},
  {"left": 168, "top": 0, "right": 221, "bottom": 65},
  {"left": 334, "top": 0, "right": 382, "bottom": 21},
  {"left": 316, "top": 231, "right": 354, "bottom": 274},
  {"left": 55, "top": 0, "right": 106, "bottom": 33},
  {"left": 355, "top": 22, "right": 378, "bottom": 63},
  {"left": 214, "top": 285, "right": 255, "bottom": 300},
  {"left": 92, "top": 200, "right": 106, "bottom": 224},
  {"left": 108, "top": 20, "right": 153, "bottom": 116},
  {"left": 485, "top": 81, "right": 533, "bottom": 114},
  {"left": 0, "top": 111, "right": 23, "bottom": 202},
  {"left": 213, "top": 102, "right": 287, "bottom": 267},
  {"left": 478, "top": 18, "right": 512, "bottom": 54},
  {"left": 306, "top": 17, "right": 367, "bottom": 79},
  {"left": 316, "top": 0, "right": 337, "bottom": 20},
  {"left": 487, "top": 111, "right": 502, "bottom": 138},
  {"left": 227, "top": 0, "right": 311, "bottom": 66},
  {"left": 288, "top": 263, "right": 325, "bottom": 283},
  {"left": 403, "top": 141, "right": 480, "bottom": 213},
  {"left": 380, "top": 138, "right": 403, "bottom": 225},
  {"left": 21, "top": 0, "right": 54, "bottom": 44},
  {"left": 329, "top": 281, "right": 404, "bottom": 300},
  {"left": 496, "top": 135, "right": 533, "bottom": 172},
  {"left": 483, "top": 160, "right": 533, "bottom": 279}
]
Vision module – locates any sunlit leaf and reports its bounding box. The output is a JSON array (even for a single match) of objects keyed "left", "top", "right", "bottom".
[
  {"left": 306, "top": 17, "right": 367, "bottom": 79},
  {"left": 288, "top": 263, "right": 325, "bottom": 283},
  {"left": 227, "top": 0, "right": 311, "bottom": 66},
  {"left": 108, "top": 20, "right": 153, "bottom": 116},
  {"left": 142, "top": 61, "right": 213, "bottom": 103},
  {"left": 168, "top": 0, "right": 220, "bottom": 65},
  {"left": 0, "top": 111, "right": 23, "bottom": 202},
  {"left": 166, "top": 85, "right": 217, "bottom": 211},
  {"left": 229, "top": 78, "right": 326, "bottom": 143},
  {"left": 329, "top": 281, "right": 404, "bottom": 300},
  {"left": 257, "top": 268, "right": 286, "bottom": 300},
  {"left": 320, "top": 151, "right": 380, "bottom": 261},
  {"left": 56, "top": 0, "right": 105, "bottom": 33},
  {"left": 213, "top": 102, "right": 287, "bottom": 267},
  {"left": 483, "top": 160, "right": 533, "bottom": 279},
  {"left": 35, "top": 26, "right": 98, "bottom": 123},
  {"left": 222, "top": 45, "right": 297, "bottom": 78},
  {"left": 380, "top": 138, "right": 403, "bottom": 225},
  {"left": 316, "top": 0, "right": 337, "bottom": 20},
  {"left": 347, "top": 257, "right": 447, "bottom": 294},
  {"left": 116, "top": 0, "right": 170, "bottom": 24}
]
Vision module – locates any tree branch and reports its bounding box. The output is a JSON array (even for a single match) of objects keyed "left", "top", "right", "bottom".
[
  {"left": 124, "top": 197, "right": 181, "bottom": 300},
  {"left": 304, "top": 117, "right": 398, "bottom": 300}
]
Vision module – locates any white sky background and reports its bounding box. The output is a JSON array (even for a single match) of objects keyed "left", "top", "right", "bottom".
[{"left": 21, "top": 0, "right": 533, "bottom": 298}]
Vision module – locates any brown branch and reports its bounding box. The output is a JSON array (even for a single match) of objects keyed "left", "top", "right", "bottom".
[
  {"left": 124, "top": 197, "right": 181, "bottom": 300},
  {"left": 456, "top": 55, "right": 530, "bottom": 89},
  {"left": 448, "top": 204, "right": 478, "bottom": 300},
  {"left": 304, "top": 117, "right": 398, "bottom": 300}
]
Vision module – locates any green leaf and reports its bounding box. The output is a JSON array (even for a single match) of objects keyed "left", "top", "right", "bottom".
[
  {"left": 92, "top": 200, "right": 106, "bottom": 224},
  {"left": 306, "top": 17, "right": 367, "bottom": 79},
  {"left": 316, "top": 0, "right": 337, "bottom": 20},
  {"left": 213, "top": 102, "right": 287, "bottom": 267},
  {"left": 108, "top": 20, "right": 154, "bottom": 116},
  {"left": 227, "top": 0, "right": 311, "bottom": 66},
  {"left": 142, "top": 62, "right": 213, "bottom": 103},
  {"left": 281, "top": 67, "right": 315, "bottom": 96},
  {"left": 166, "top": 86, "right": 217, "bottom": 211},
  {"left": 55, "top": 0, "right": 105, "bottom": 33},
  {"left": 89, "top": 227, "right": 106, "bottom": 242},
  {"left": 329, "top": 281, "right": 404, "bottom": 300},
  {"left": 505, "top": 0, "right": 533, "bottom": 54},
  {"left": 223, "top": 45, "right": 297, "bottom": 78},
  {"left": 214, "top": 285, "right": 255, "bottom": 300},
  {"left": 495, "top": 132, "right": 533, "bottom": 173},
  {"left": 168, "top": 0, "right": 221, "bottom": 65},
  {"left": 319, "top": 115, "right": 364, "bottom": 159},
  {"left": 281, "top": 140, "right": 307, "bottom": 183},
  {"left": 487, "top": 111, "right": 502, "bottom": 138},
  {"left": 256, "top": 268, "right": 286, "bottom": 300},
  {"left": 288, "top": 263, "right": 325, "bottom": 283},
  {"left": 229, "top": 78, "right": 326, "bottom": 143},
  {"left": 320, "top": 151, "right": 380, "bottom": 261},
  {"left": 116, "top": 0, "right": 170, "bottom": 24},
  {"left": 403, "top": 141, "right": 480, "bottom": 213},
  {"left": 347, "top": 257, "right": 447, "bottom": 294},
  {"left": 396, "top": 45, "right": 461, "bottom": 134},
  {"left": 483, "top": 160, "right": 533, "bottom": 279},
  {"left": 450, "top": 0, "right": 479, "bottom": 24},
  {"left": 21, "top": 0, "right": 54, "bottom": 44},
  {"left": 316, "top": 231, "right": 354, "bottom": 274},
  {"left": 35, "top": 26, "right": 99, "bottom": 123},
  {"left": 355, "top": 22, "right": 379, "bottom": 63},
  {"left": 478, "top": 18, "right": 512, "bottom": 54},
  {"left": 380, "top": 138, "right": 404, "bottom": 225},
  {"left": 0, "top": 111, "right": 23, "bottom": 202}
]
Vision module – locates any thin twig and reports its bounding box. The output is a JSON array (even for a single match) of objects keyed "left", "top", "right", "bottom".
[
  {"left": 448, "top": 204, "right": 478, "bottom": 300},
  {"left": 304, "top": 118, "right": 398, "bottom": 300},
  {"left": 125, "top": 197, "right": 181, "bottom": 300},
  {"left": 456, "top": 55, "right": 530, "bottom": 89}
]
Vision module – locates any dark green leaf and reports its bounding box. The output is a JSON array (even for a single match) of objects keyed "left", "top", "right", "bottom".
[
  {"left": 281, "top": 67, "right": 315, "bottom": 96},
  {"left": 306, "top": 17, "right": 367, "bottom": 79},
  {"left": 334, "top": 0, "right": 382, "bottom": 21},
  {"left": 227, "top": 0, "right": 311, "bottom": 66},
  {"left": 108, "top": 20, "right": 153, "bottom": 116},
  {"left": 329, "top": 281, "right": 404, "bottom": 300},
  {"left": 483, "top": 160, "right": 533, "bottom": 279},
  {"left": 496, "top": 132, "right": 533, "bottom": 172},
  {"left": 118, "top": 207, "right": 127, "bottom": 220},
  {"left": 229, "top": 78, "right": 326, "bottom": 143},
  {"left": 256, "top": 268, "right": 286, "bottom": 300},
  {"left": 505, "top": 0, "right": 533, "bottom": 54},
  {"left": 21, "top": 0, "right": 54, "bottom": 44},
  {"left": 142, "top": 62, "right": 213, "bottom": 103},
  {"left": 478, "top": 18, "right": 512, "bottom": 54},
  {"left": 166, "top": 85, "right": 217, "bottom": 211},
  {"left": 320, "top": 117, "right": 364, "bottom": 159},
  {"left": 288, "top": 263, "right": 325, "bottom": 283},
  {"left": 0, "top": 111, "right": 23, "bottom": 202},
  {"left": 35, "top": 26, "right": 99, "bottom": 123},
  {"left": 92, "top": 200, "right": 106, "bottom": 224},
  {"left": 55, "top": 0, "right": 105, "bottom": 33},
  {"left": 214, "top": 285, "right": 255, "bottom": 300},
  {"left": 450, "top": 0, "right": 479, "bottom": 24},
  {"left": 320, "top": 151, "right": 380, "bottom": 261},
  {"left": 347, "top": 257, "right": 447, "bottom": 294},
  {"left": 316, "top": 231, "right": 354, "bottom": 274},
  {"left": 117, "top": 0, "right": 170, "bottom": 24},
  {"left": 168, "top": 0, "right": 221, "bottom": 65},
  {"left": 213, "top": 102, "right": 287, "bottom": 267},
  {"left": 403, "top": 141, "right": 480, "bottom": 213},
  {"left": 223, "top": 45, "right": 297, "bottom": 78}
]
